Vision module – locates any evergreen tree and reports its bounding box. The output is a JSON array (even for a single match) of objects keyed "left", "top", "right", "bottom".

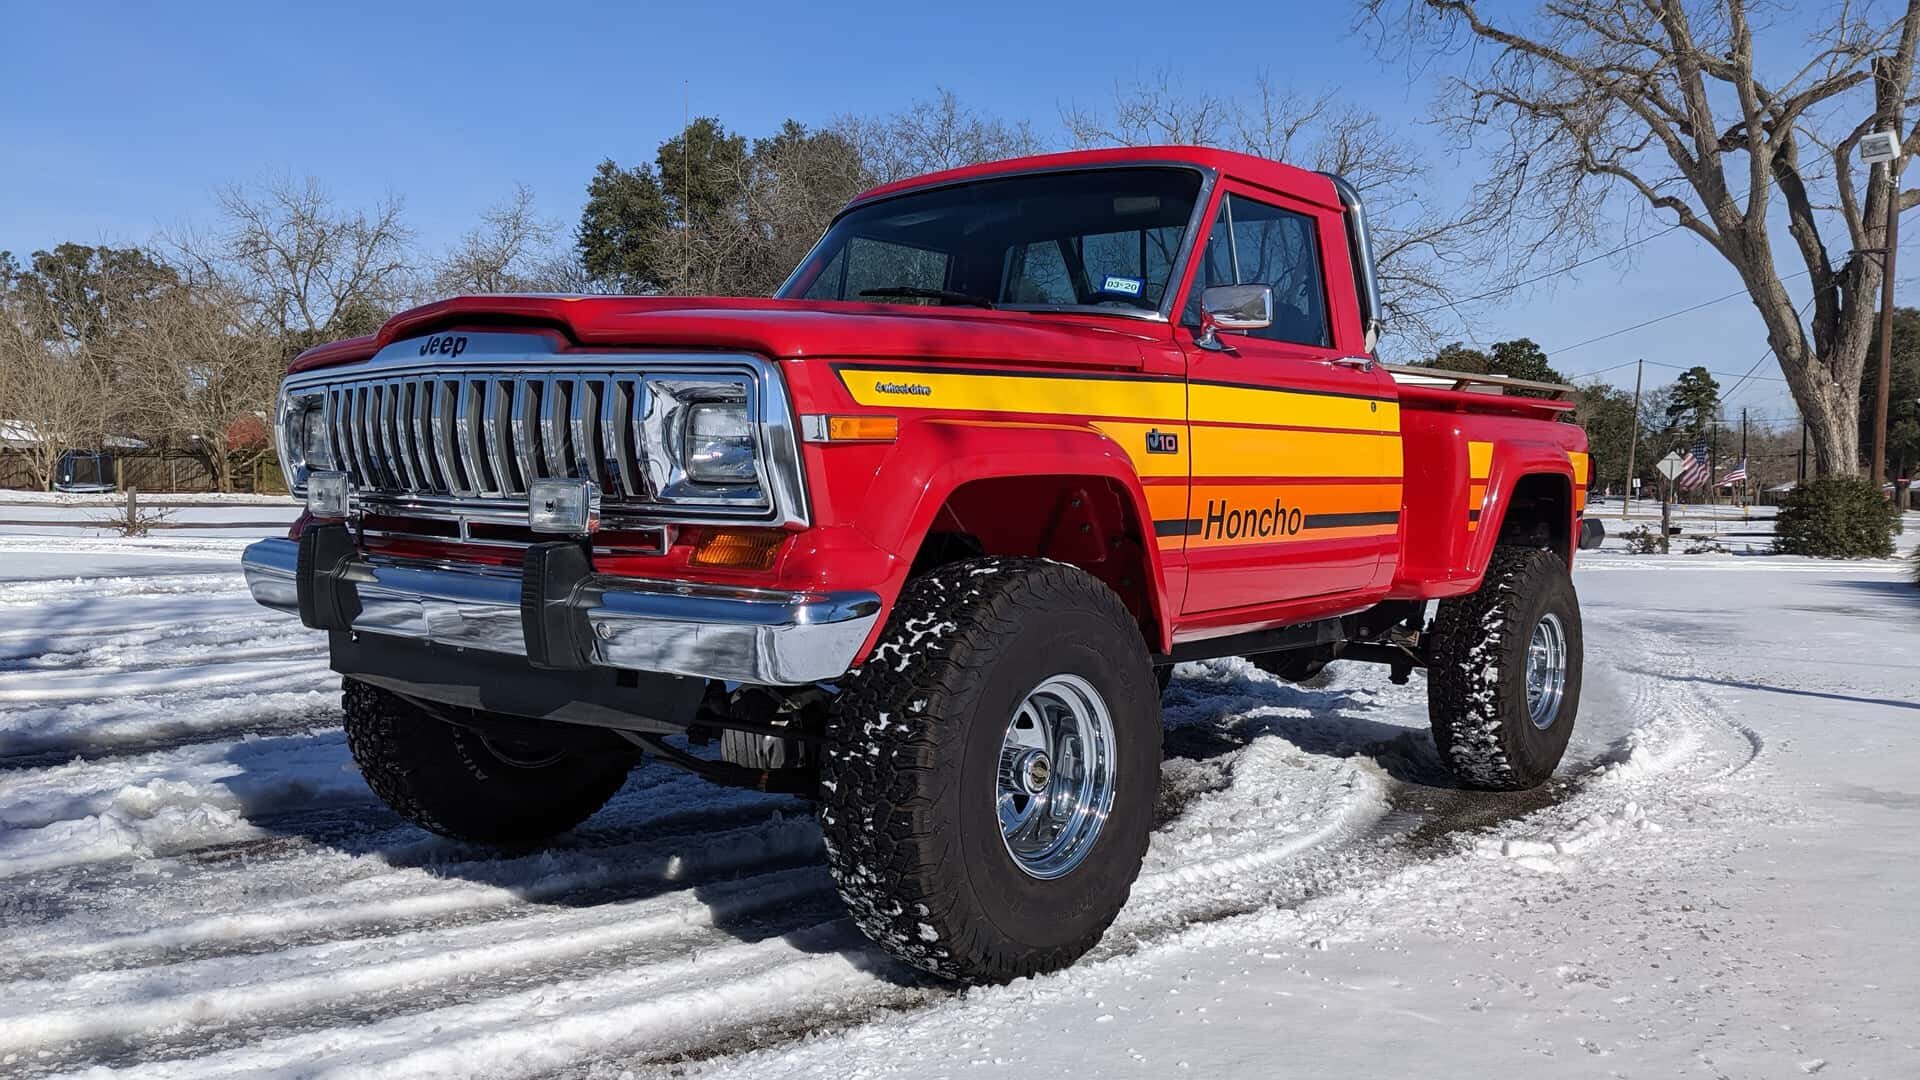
[
  {"left": 1664, "top": 366, "right": 1721, "bottom": 439},
  {"left": 576, "top": 159, "right": 671, "bottom": 292},
  {"left": 1861, "top": 307, "right": 1920, "bottom": 479}
]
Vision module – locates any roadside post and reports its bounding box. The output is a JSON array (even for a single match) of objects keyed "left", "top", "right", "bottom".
[{"left": 1655, "top": 452, "right": 1684, "bottom": 554}]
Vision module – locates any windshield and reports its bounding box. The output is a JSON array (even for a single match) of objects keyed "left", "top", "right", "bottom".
[{"left": 776, "top": 167, "right": 1204, "bottom": 315}]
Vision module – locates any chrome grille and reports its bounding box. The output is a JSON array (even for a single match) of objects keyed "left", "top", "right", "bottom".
[
  {"left": 277, "top": 336, "right": 809, "bottom": 530},
  {"left": 318, "top": 373, "right": 656, "bottom": 502}
]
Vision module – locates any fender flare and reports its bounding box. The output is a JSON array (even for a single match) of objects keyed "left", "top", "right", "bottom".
[
  {"left": 1470, "top": 440, "right": 1579, "bottom": 579},
  {"left": 852, "top": 418, "right": 1174, "bottom": 652}
]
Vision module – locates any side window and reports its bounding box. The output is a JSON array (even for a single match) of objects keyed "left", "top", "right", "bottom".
[{"left": 1189, "top": 194, "right": 1331, "bottom": 348}]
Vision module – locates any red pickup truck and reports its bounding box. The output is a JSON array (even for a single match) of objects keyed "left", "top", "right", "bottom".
[{"left": 246, "top": 146, "right": 1591, "bottom": 984}]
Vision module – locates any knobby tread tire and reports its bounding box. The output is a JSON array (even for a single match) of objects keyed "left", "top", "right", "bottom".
[
  {"left": 341, "top": 678, "right": 636, "bottom": 846},
  {"left": 819, "top": 557, "right": 1159, "bottom": 984},
  {"left": 1426, "top": 545, "right": 1583, "bottom": 790}
]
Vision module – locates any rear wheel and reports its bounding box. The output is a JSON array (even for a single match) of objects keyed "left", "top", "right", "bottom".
[
  {"left": 819, "top": 557, "right": 1161, "bottom": 984},
  {"left": 1425, "top": 546, "right": 1582, "bottom": 790},
  {"left": 341, "top": 679, "right": 638, "bottom": 846}
]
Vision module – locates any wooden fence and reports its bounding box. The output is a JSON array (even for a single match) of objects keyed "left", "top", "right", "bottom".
[{"left": 0, "top": 450, "right": 286, "bottom": 494}]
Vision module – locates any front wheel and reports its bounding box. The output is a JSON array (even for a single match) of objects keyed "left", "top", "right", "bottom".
[
  {"left": 1425, "top": 546, "right": 1583, "bottom": 790},
  {"left": 341, "top": 679, "right": 638, "bottom": 846},
  {"left": 819, "top": 557, "right": 1161, "bottom": 984}
]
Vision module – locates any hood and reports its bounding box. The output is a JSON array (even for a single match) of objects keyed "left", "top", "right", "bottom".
[{"left": 288, "top": 295, "right": 1171, "bottom": 375}]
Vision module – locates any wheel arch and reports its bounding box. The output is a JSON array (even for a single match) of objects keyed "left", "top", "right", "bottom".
[
  {"left": 1473, "top": 443, "right": 1579, "bottom": 577},
  {"left": 852, "top": 419, "right": 1174, "bottom": 654}
]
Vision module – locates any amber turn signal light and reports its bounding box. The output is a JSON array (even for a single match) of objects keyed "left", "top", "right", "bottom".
[
  {"left": 688, "top": 527, "right": 787, "bottom": 570},
  {"left": 801, "top": 414, "right": 898, "bottom": 443}
]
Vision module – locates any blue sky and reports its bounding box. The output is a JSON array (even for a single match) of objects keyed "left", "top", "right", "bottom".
[{"left": 0, "top": 0, "right": 1880, "bottom": 422}]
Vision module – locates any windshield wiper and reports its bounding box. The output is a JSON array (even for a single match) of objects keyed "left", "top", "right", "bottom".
[{"left": 858, "top": 286, "right": 995, "bottom": 309}]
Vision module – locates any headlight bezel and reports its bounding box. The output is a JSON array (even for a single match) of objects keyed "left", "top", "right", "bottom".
[
  {"left": 276, "top": 390, "right": 331, "bottom": 494},
  {"left": 637, "top": 375, "right": 771, "bottom": 510}
]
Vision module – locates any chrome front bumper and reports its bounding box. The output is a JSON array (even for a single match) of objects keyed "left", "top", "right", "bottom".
[{"left": 241, "top": 537, "right": 881, "bottom": 685}]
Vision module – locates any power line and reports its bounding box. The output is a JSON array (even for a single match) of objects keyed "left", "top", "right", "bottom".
[
  {"left": 1548, "top": 270, "right": 1813, "bottom": 358},
  {"left": 1407, "top": 173, "right": 1789, "bottom": 319},
  {"left": 1405, "top": 225, "right": 1686, "bottom": 317},
  {"left": 1721, "top": 295, "right": 1819, "bottom": 405}
]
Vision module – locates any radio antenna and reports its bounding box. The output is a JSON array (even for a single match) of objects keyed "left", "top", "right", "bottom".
[{"left": 683, "top": 80, "right": 691, "bottom": 295}]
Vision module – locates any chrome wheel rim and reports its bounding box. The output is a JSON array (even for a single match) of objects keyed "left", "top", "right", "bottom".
[
  {"left": 1525, "top": 613, "right": 1569, "bottom": 730},
  {"left": 996, "top": 673, "right": 1117, "bottom": 880}
]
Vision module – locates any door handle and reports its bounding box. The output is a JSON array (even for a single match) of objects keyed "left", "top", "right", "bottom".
[{"left": 1328, "top": 356, "right": 1376, "bottom": 372}]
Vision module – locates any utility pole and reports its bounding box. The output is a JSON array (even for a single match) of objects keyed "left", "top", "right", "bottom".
[
  {"left": 1622, "top": 358, "right": 1642, "bottom": 521},
  {"left": 1867, "top": 65, "right": 1903, "bottom": 488},
  {"left": 1740, "top": 407, "right": 1749, "bottom": 514}
]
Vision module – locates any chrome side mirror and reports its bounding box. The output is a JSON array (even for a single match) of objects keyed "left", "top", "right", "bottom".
[{"left": 1196, "top": 284, "right": 1272, "bottom": 350}]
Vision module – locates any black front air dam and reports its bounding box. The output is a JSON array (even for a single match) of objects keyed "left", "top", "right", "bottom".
[{"left": 330, "top": 632, "right": 702, "bottom": 735}]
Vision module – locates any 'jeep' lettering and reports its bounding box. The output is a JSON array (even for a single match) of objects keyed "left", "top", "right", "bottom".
[
  {"left": 1202, "top": 498, "right": 1303, "bottom": 541},
  {"left": 419, "top": 334, "right": 469, "bottom": 359}
]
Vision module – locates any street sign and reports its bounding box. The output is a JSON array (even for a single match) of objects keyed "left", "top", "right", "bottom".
[{"left": 1655, "top": 452, "right": 1684, "bottom": 481}]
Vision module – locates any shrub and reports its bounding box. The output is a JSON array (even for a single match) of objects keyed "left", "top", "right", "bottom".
[
  {"left": 1772, "top": 476, "right": 1897, "bottom": 558},
  {"left": 1621, "top": 525, "right": 1663, "bottom": 554}
]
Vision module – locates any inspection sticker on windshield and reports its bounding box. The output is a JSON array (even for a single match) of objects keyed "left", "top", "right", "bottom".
[{"left": 1101, "top": 275, "right": 1143, "bottom": 296}]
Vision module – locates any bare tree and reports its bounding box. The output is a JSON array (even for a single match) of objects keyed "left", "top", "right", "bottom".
[
  {"left": 119, "top": 267, "right": 281, "bottom": 494},
  {"left": 0, "top": 310, "right": 109, "bottom": 491},
  {"left": 836, "top": 90, "right": 1045, "bottom": 185},
  {"left": 195, "top": 175, "right": 415, "bottom": 350},
  {"left": 1364, "top": 0, "right": 1920, "bottom": 476},
  {"left": 430, "top": 184, "right": 563, "bottom": 296},
  {"left": 1063, "top": 71, "right": 1506, "bottom": 353}
]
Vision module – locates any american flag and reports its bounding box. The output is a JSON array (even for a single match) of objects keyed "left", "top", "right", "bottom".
[
  {"left": 1676, "top": 438, "right": 1712, "bottom": 488},
  {"left": 1719, "top": 458, "right": 1748, "bottom": 487}
]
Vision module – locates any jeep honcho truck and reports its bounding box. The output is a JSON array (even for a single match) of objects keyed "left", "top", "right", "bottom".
[{"left": 246, "top": 147, "right": 1590, "bottom": 984}]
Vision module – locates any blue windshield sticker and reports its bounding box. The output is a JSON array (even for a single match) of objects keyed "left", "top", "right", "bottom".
[{"left": 1100, "top": 275, "right": 1144, "bottom": 296}]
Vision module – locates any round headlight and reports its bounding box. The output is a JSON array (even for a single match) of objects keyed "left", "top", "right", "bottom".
[{"left": 684, "top": 401, "right": 755, "bottom": 484}]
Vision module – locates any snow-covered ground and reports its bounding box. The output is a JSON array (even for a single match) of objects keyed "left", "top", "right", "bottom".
[
  {"left": 0, "top": 519, "right": 1915, "bottom": 1078},
  {"left": 0, "top": 494, "right": 300, "bottom": 540}
]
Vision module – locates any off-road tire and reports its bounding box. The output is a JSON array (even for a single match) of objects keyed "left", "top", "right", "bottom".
[
  {"left": 1425, "top": 546, "right": 1582, "bottom": 790},
  {"left": 819, "top": 557, "right": 1160, "bottom": 984},
  {"left": 341, "top": 678, "right": 637, "bottom": 846}
]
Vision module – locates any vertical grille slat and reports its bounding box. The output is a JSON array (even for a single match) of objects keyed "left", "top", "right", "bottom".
[
  {"left": 350, "top": 385, "right": 374, "bottom": 488},
  {"left": 483, "top": 379, "right": 515, "bottom": 496},
  {"left": 541, "top": 376, "right": 572, "bottom": 481},
  {"left": 431, "top": 379, "right": 465, "bottom": 495},
  {"left": 379, "top": 381, "right": 412, "bottom": 491},
  {"left": 510, "top": 379, "right": 538, "bottom": 493},
  {"left": 408, "top": 379, "right": 438, "bottom": 493},
  {"left": 571, "top": 379, "right": 601, "bottom": 488},
  {"left": 458, "top": 378, "right": 493, "bottom": 496},
  {"left": 600, "top": 378, "right": 635, "bottom": 497}
]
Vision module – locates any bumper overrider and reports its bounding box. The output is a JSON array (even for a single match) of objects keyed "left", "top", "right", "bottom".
[{"left": 242, "top": 529, "right": 882, "bottom": 685}]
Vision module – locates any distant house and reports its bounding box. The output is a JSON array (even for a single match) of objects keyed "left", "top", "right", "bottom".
[{"left": 1, "top": 420, "right": 149, "bottom": 491}]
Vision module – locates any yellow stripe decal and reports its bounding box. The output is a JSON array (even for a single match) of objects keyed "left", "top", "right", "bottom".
[
  {"left": 1190, "top": 428, "right": 1403, "bottom": 480},
  {"left": 1467, "top": 440, "right": 1494, "bottom": 479},
  {"left": 839, "top": 368, "right": 1184, "bottom": 419},
  {"left": 1189, "top": 383, "right": 1397, "bottom": 433}
]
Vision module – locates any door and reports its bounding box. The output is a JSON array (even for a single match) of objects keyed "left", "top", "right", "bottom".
[{"left": 1178, "top": 184, "right": 1403, "bottom": 615}]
